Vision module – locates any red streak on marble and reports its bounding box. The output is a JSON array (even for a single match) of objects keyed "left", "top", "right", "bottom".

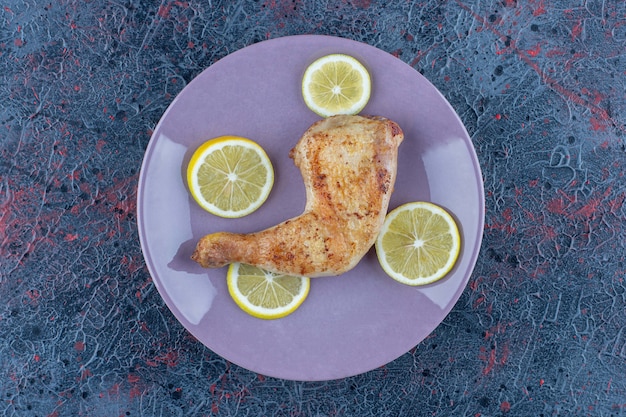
[
  {"left": 80, "top": 368, "right": 92, "bottom": 380},
  {"left": 128, "top": 373, "right": 143, "bottom": 400},
  {"left": 129, "top": 386, "right": 142, "bottom": 399},
  {"left": 96, "top": 139, "right": 107, "bottom": 152},
  {"left": 474, "top": 295, "right": 486, "bottom": 308},
  {"left": 500, "top": 343, "right": 510, "bottom": 365},
  {"left": 526, "top": 43, "right": 541, "bottom": 57},
  {"left": 482, "top": 348, "right": 497, "bottom": 375},
  {"left": 121, "top": 254, "right": 143, "bottom": 274},
  {"left": 64, "top": 233, "right": 79, "bottom": 242},
  {"left": 501, "top": 401, "right": 511, "bottom": 412},
  {"left": 571, "top": 19, "right": 583, "bottom": 41},
  {"left": 410, "top": 43, "right": 438, "bottom": 67},
  {"left": 107, "top": 383, "right": 120, "bottom": 397},
  {"left": 25, "top": 289, "right": 41, "bottom": 305},
  {"left": 157, "top": 3, "right": 172, "bottom": 18},
  {"left": 532, "top": 0, "right": 546, "bottom": 16},
  {"left": 546, "top": 197, "right": 567, "bottom": 215},
  {"left": 574, "top": 197, "right": 601, "bottom": 219},
  {"left": 590, "top": 117, "right": 607, "bottom": 131},
  {"left": 146, "top": 349, "right": 179, "bottom": 368},
  {"left": 546, "top": 48, "right": 567, "bottom": 58},
  {"left": 351, "top": 0, "right": 372, "bottom": 8}
]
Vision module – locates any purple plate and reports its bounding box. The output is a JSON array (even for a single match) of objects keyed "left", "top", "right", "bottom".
[{"left": 137, "top": 35, "right": 484, "bottom": 381}]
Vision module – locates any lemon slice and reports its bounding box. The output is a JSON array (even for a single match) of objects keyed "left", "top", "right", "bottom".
[
  {"left": 375, "top": 202, "right": 461, "bottom": 286},
  {"left": 186, "top": 136, "right": 274, "bottom": 218},
  {"left": 301, "top": 53, "right": 371, "bottom": 117},
  {"left": 227, "top": 263, "right": 310, "bottom": 319}
]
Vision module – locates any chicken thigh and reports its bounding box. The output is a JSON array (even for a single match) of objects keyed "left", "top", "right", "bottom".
[{"left": 191, "top": 114, "right": 404, "bottom": 277}]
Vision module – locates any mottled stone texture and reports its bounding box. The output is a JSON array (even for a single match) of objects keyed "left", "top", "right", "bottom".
[{"left": 1, "top": 0, "right": 625, "bottom": 416}]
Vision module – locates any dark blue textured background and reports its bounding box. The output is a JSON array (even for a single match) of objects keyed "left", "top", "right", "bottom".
[{"left": 1, "top": 1, "right": 625, "bottom": 416}]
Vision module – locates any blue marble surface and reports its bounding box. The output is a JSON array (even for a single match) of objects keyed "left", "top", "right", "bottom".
[{"left": 1, "top": 0, "right": 625, "bottom": 416}]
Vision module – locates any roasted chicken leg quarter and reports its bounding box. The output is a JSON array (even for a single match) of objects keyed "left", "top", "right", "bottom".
[{"left": 191, "top": 114, "right": 404, "bottom": 277}]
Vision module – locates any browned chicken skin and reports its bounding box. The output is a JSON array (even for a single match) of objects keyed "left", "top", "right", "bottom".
[{"left": 191, "top": 114, "right": 404, "bottom": 277}]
